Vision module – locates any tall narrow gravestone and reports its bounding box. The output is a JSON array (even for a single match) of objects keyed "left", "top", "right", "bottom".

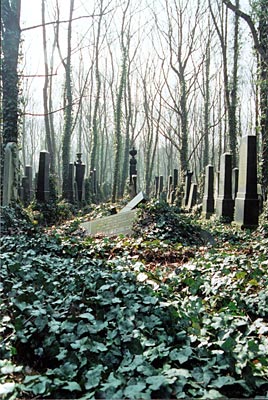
[
  {"left": 187, "top": 183, "right": 197, "bottom": 210},
  {"left": 67, "top": 163, "right": 75, "bottom": 203},
  {"left": 202, "top": 165, "right": 214, "bottom": 218},
  {"left": 216, "top": 153, "right": 234, "bottom": 220},
  {"left": 25, "top": 165, "right": 33, "bottom": 201},
  {"left": 2, "top": 142, "right": 18, "bottom": 206},
  {"left": 182, "top": 170, "right": 193, "bottom": 207},
  {"left": 232, "top": 167, "right": 239, "bottom": 200},
  {"left": 234, "top": 135, "right": 259, "bottom": 228},
  {"left": 36, "top": 151, "right": 50, "bottom": 202},
  {"left": 75, "top": 153, "right": 85, "bottom": 202}
]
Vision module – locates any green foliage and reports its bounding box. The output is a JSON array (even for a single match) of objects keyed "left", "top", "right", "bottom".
[
  {"left": 132, "top": 201, "right": 203, "bottom": 245},
  {"left": 0, "top": 205, "right": 267, "bottom": 399},
  {"left": 0, "top": 203, "right": 36, "bottom": 234}
]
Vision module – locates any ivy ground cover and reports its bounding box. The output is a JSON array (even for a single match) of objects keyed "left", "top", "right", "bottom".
[{"left": 0, "top": 203, "right": 268, "bottom": 399}]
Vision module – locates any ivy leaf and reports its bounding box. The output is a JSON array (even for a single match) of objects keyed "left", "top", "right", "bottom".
[
  {"left": 79, "top": 312, "right": 95, "bottom": 321},
  {"left": 124, "top": 382, "right": 147, "bottom": 398},
  {"left": 146, "top": 375, "right": 167, "bottom": 390},
  {"left": 170, "top": 346, "right": 192, "bottom": 364},
  {"left": 62, "top": 382, "right": 81, "bottom": 392},
  {"left": 85, "top": 365, "right": 104, "bottom": 390}
]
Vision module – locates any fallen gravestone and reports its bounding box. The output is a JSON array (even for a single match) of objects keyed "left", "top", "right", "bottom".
[
  {"left": 81, "top": 210, "right": 137, "bottom": 236},
  {"left": 120, "top": 191, "right": 147, "bottom": 213},
  {"left": 81, "top": 191, "right": 147, "bottom": 236}
]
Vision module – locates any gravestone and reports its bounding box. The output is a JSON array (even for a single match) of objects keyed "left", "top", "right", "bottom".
[
  {"left": 2, "top": 142, "right": 18, "bottom": 206},
  {"left": 81, "top": 210, "right": 137, "bottom": 236},
  {"left": 68, "top": 163, "right": 75, "bottom": 203},
  {"left": 120, "top": 191, "right": 147, "bottom": 213},
  {"left": 216, "top": 152, "right": 234, "bottom": 220},
  {"left": 154, "top": 176, "right": 159, "bottom": 198},
  {"left": 232, "top": 167, "right": 239, "bottom": 200},
  {"left": 75, "top": 153, "right": 85, "bottom": 202},
  {"left": 167, "top": 175, "right": 173, "bottom": 203},
  {"left": 129, "top": 148, "right": 138, "bottom": 198},
  {"left": 234, "top": 135, "right": 259, "bottom": 228},
  {"left": 202, "top": 164, "right": 214, "bottom": 218},
  {"left": 21, "top": 175, "right": 30, "bottom": 206},
  {"left": 36, "top": 151, "right": 50, "bottom": 202},
  {"left": 159, "top": 175, "right": 164, "bottom": 199},
  {"left": 173, "top": 168, "right": 179, "bottom": 189},
  {"left": 25, "top": 165, "right": 33, "bottom": 201},
  {"left": 182, "top": 170, "right": 193, "bottom": 207},
  {"left": 186, "top": 183, "right": 197, "bottom": 210}
]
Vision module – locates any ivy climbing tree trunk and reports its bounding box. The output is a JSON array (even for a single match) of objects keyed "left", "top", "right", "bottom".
[
  {"left": 1, "top": 0, "right": 21, "bottom": 146},
  {"left": 59, "top": 0, "right": 74, "bottom": 199}
]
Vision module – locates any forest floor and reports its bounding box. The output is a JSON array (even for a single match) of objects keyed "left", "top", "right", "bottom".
[{"left": 0, "top": 201, "right": 268, "bottom": 399}]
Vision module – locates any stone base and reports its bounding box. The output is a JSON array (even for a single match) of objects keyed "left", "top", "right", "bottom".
[
  {"left": 202, "top": 211, "right": 214, "bottom": 220},
  {"left": 234, "top": 197, "right": 259, "bottom": 229}
]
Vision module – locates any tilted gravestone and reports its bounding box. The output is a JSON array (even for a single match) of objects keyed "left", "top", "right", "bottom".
[
  {"left": 120, "top": 191, "right": 147, "bottom": 213},
  {"left": 182, "top": 170, "right": 193, "bottom": 207},
  {"left": 202, "top": 164, "right": 214, "bottom": 218},
  {"left": 81, "top": 210, "right": 137, "bottom": 236},
  {"left": 216, "top": 152, "right": 234, "bottom": 220},
  {"left": 2, "top": 142, "right": 18, "bottom": 206},
  {"left": 234, "top": 135, "right": 259, "bottom": 228},
  {"left": 187, "top": 183, "right": 197, "bottom": 210},
  {"left": 36, "top": 151, "right": 50, "bottom": 202}
]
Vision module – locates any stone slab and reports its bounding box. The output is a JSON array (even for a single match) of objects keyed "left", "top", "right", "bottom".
[
  {"left": 81, "top": 210, "right": 137, "bottom": 236},
  {"left": 120, "top": 191, "right": 147, "bottom": 213}
]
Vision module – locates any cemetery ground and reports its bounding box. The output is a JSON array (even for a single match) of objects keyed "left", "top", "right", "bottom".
[{"left": 0, "top": 201, "right": 268, "bottom": 399}]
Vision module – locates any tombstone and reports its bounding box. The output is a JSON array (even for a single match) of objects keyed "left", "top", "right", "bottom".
[
  {"left": 159, "top": 175, "right": 164, "bottom": 198},
  {"left": 186, "top": 183, "right": 197, "bottom": 210},
  {"left": 216, "top": 152, "right": 234, "bottom": 220},
  {"left": 182, "top": 170, "right": 193, "bottom": 207},
  {"left": 129, "top": 148, "right": 137, "bottom": 198},
  {"left": 67, "top": 163, "right": 75, "bottom": 203},
  {"left": 25, "top": 165, "right": 33, "bottom": 201},
  {"left": 234, "top": 135, "right": 259, "bottom": 228},
  {"left": 75, "top": 153, "right": 85, "bottom": 202},
  {"left": 2, "top": 142, "right": 18, "bottom": 206},
  {"left": 130, "top": 175, "right": 137, "bottom": 199},
  {"left": 36, "top": 151, "right": 50, "bottom": 203},
  {"left": 173, "top": 168, "right": 179, "bottom": 189},
  {"left": 21, "top": 175, "right": 30, "bottom": 206},
  {"left": 167, "top": 175, "right": 173, "bottom": 203},
  {"left": 81, "top": 210, "right": 137, "bottom": 237},
  {"left": 120, "top": 191, "right": 147, "bottom": 213},
  {"left": 202, "top": 165, "right": 214, "bottom": 219},
  {"left": 154, "top": 176, "right": 159, "bottom": 198},
  {"left": 232, "top": 167, "right": 239, "bottom": 200}
]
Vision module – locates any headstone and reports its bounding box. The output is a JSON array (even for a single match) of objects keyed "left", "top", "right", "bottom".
[
  {"left": 202, "top": 165, "right": 214, "bottom": 218},
  {"left": 187, "top": 183, "right": 197, "bottom": 210},
  {"left": 167, "top": 175, "right": 173, "bottom": 203},
  {"left": 129, "top": 175, "right": 137, "bottom": 199},
  {"left": 2, "top": 142, "right": 18, "bottom": 206},
  {"left": 234, "top": 135, "right": 259, "bottom": 228},
  {"left": 154, "top": 176, "right": 159, "bottom": 198},
  {"left": 81, "top": 209, "right": 137, "bottom": 236},
  {"left": 173, "top": 169, "right": 179, "bottom": 189},
  {"left": 120, "top": 191, "right": 147, "bottom": 213},
  {"left": 129, "top": 148, "right": 138, "bottom": 198},
  {"left": 182, "top": 170, "right": 193, "bottom": 207},
  {"left": 36, "top": 151, "right": 50, "bottom": 203},
  {"left": 25, "top": 166, "right": 33, "bottom": 201},
  {"left": 159, "top": 175, "right": 164, "bottom": 198},
  {"left": 67, "top": 163, "right": 75, "bottom": 203},
  {"left": 232, "top": 167, "right": 239, "bottom": 200},
  {"left": 21, "top": 176, "right": 30, "bottom": 206},
  {"left": 216, "top": 152, "right": 234, "bottom": 220},
  {"left": 75, "top": 153, "right": 85, "bottom": 202}
]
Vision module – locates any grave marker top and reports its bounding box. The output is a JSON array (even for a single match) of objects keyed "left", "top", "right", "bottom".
[{"left": 120, "top": 191, "right": 147, "bottom": 213}]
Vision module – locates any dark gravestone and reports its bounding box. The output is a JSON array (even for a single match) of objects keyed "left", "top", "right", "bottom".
[
  {"left": 173, "top": 169, "right": 179, "bottom": 189},
  {"left": 155, "top": 176, "right": 159, "bottom": 198},
  {"left": 68, "top": 163, "right": 75, "bottom": 203},
  {"left": 187, "top": 183, "right": 197, "bottom": 210},
  {"left": 36, "top": 151, "right": 50, "bottom": 202},
  {"left": 2, "top": 142, "right": 18, "bottom": 206},
  {"left": 182, "top": 170, "right": 193, "bottom": 207},
  {"left": 75, "top": 153, "right": 85, "bottom": 202},
  {"left": 234, "top": 135, "right": 259, "bottom": 228},
  {"left": 129, "top": 147, "right": 137, "bottom": 198},
  {"left": 216, "top": 153, "right": 234, "bottom": 220},
  {"left": 202, "top": 164, "right": 214, "bottom": 219},
  {"left": 25, "top": 166, "right": 33, "bottom": 201},
  {"left": 232, "top": 167, "right": 239, "bottom": 200},
  {"left": 21, "top": 176, "right": 30, "bottom": 206},
  {"left": 120, "top": 191, "right": 147, "bottom": 213},
  {"left": 167, "top": 175, "right": 173, "bottom": 203},
  {"left": 159, "top": 175, "right": 164, "bottom": 198}
]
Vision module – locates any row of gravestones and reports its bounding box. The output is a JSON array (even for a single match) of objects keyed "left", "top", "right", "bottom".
[
  {"left": 1, "top": 147, "right": 98, "bottom": 207},
  {"left": 154, "top": 135, "right": 260, "bottom": 229}
]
